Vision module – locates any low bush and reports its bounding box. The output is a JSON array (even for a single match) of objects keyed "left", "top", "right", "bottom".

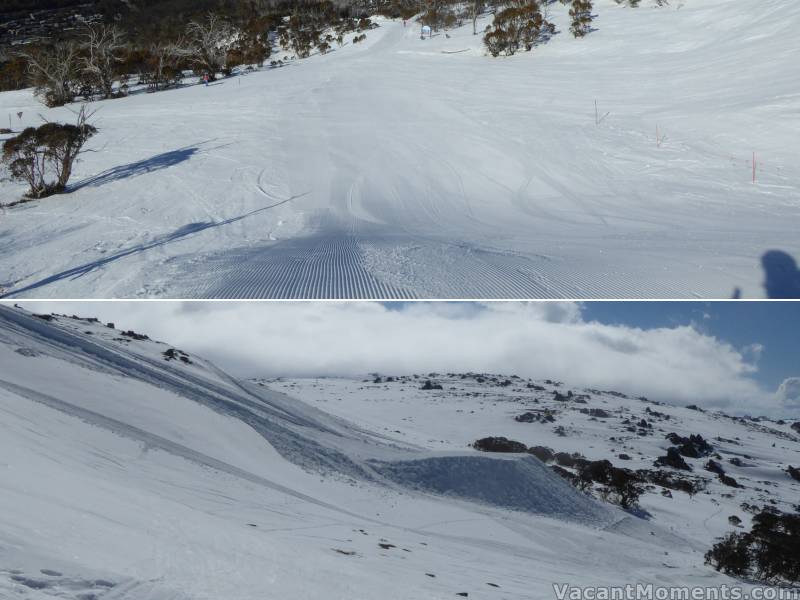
[
  {"left": 1, "top": 106, "right": 96, "bottom": 200},
  {"left": 706, "top": 510, "right": 800, "bottom": 585},
  {"left": 576, "top": 459, "right": 644, "bottom": 509}
]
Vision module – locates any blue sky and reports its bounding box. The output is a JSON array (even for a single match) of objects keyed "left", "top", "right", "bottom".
[{"left": 580, "top": 302, "right": 799, "bottom": 390}]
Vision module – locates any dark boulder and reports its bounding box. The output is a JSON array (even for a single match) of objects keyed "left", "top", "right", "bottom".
[
  {"left": 515, "top": 412, "right": 537, "bottom": 423},
  {"left": 515, "top": 411, "right": 555, "bottom": 423},
  {"left": 528, "top": 446, "right": 554, "bottom": 463},
  {"left": 163, "top": 348, "right": 192, "bottom": 364},
  {"left": 655, "top": 447, "right": 692, "bottom": 471},
  {"left": 472, "top": 437, "right": 527, "bottom": 453},
  {"left": 421, "top": 380, "right": 443, "bottom": 390},
  {"left": 580, "top": 408, "right": 611, "bottom": 419},
  {"left": 719, "top": 474, "right": 741, "bottom": 488},
  {"left": 666, "top": 433, "right": 713, "bottom": 458},
  {"left": 554, "top": 452, "right": 584, "bottom": 468},
  {"left": 121, "top": 330, "right": 149, "bottom": 341}
]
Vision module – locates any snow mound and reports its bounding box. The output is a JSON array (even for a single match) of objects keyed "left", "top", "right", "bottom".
[{"left": 372, "top": 453, "right": 615, "bottom": 524}]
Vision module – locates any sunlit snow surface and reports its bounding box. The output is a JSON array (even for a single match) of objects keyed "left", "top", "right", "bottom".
[
  {"left": 1, "top": 0, "right": 798, "bottom": 298},
  {"left": 2, "top": 306, "right": 799, "bottom": 598}
]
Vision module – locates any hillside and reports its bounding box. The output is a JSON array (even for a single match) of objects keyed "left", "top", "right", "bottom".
[
  {"left": 1, "top": 305, "right": 798, "bottom": 598},
  {"left": 1, "top": 0, "right": 799, "bottom": 299},
  {"left": 270, "top": 374, "right": 800, "bottom": 547}
]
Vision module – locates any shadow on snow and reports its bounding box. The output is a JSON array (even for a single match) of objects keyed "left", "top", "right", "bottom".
[
  {"left": 70, "top": 146, "right": 199, "bottom": 190},
  {"left": 0, "top": 192, "right": 309, "bottom": 298}
]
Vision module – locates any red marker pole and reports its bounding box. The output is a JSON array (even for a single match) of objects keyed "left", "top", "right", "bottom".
[{"left": 752, "top": 152, "right": 756, "bottom": 184}]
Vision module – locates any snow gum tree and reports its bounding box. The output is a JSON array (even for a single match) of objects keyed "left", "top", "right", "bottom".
[
  {"left": 145, "top": 42, "right": 185, "bottom": 91},
  {"left": 706, "top": 510, "right": 800, "bottom": 585},
  {"left": 472, "top": 0, "right": 485, "bottom": 35},
  {"left": 181, "top": 14, "right": 238, "bottom": 79},
  {"left": 0, "top": 51, "right": 29, "bottom": 93},
  {"left": 483, "top": 0, "right": 554, "bottom": 57},
  {"left": 568, "top": 0, "right": 594, "bottom": 37},
  {"left": 19, "top": 42, "right": 81, "bottom": 107},
  {"left": 1, "top": 106, "right": 97, "bottom": 199},
  {"left": 279, "top": 13, "right": 322, "bottom": 59},
  {"left": 79, "top": 23, "right": 127, "bottom": 99},
  {"left": 277, "top": 2, "right": 369, "bottom": 60}
]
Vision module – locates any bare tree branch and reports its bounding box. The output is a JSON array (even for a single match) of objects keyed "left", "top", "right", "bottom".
[
  {"left": 79, "top": 23, "right": 127, "bottom": 99},
  {"left": 17, "top": 42, "right": 80, "bottom": 107},
  {"left": 179, "top": 13, "right": 238, "bottom": 80}
]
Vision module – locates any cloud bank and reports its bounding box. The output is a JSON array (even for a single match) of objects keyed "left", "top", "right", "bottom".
[
  {"left": 777, "top": 378, "right": 800, "bottom": 412},
  {"left": 19, "top": 301, "right": 793, "bottom": 417}
]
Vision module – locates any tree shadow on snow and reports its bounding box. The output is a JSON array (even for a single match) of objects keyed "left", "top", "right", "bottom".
[
  {"left": 0, "top": 192, "right": 310, "bottom": 299},
  {"left": 71, "top": 146, "right": 200, "bottom": 191}
]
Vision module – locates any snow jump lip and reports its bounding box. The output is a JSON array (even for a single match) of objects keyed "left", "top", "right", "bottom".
[{"left": 369, "top": 453, "right": 617, "bottom": 525}]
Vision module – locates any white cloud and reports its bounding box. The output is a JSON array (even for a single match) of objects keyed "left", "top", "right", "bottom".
[
  {"left": 16, "top": 301, "right": 788, "bottom": 417},
  {"left": 776, "top": 378, "right": 800, "bottom": 412},
  {"left": 741, "top": 343, "right": 764, "bottom": 364}
]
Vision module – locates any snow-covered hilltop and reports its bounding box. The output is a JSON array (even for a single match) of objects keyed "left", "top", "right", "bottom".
[
  {"left": 271, "top": 375, "right": 800, "bottom": 536},
  {"left": 1, "top": 305, "right": 799, "bottom": 598},
  {"left": 1, "top": 0, "right": 798, "bottom": 299}
]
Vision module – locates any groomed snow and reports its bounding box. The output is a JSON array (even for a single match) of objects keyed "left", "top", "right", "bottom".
[
  {"left": 1, "top": 0, "right": 798, "bottom": 299},
  {"left": 0, "top": 306, "right": 775, "bottom": 599}
]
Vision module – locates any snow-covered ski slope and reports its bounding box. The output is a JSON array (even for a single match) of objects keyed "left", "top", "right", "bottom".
[
  {"left": 273, "top": 375, "right": 800, "bottom": 552},
  {"left": 0, "top": 306, "right": 765, "bottom": 599},
  {"left": 1, "top": 0, "right": 799, "bottom": 299}
]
